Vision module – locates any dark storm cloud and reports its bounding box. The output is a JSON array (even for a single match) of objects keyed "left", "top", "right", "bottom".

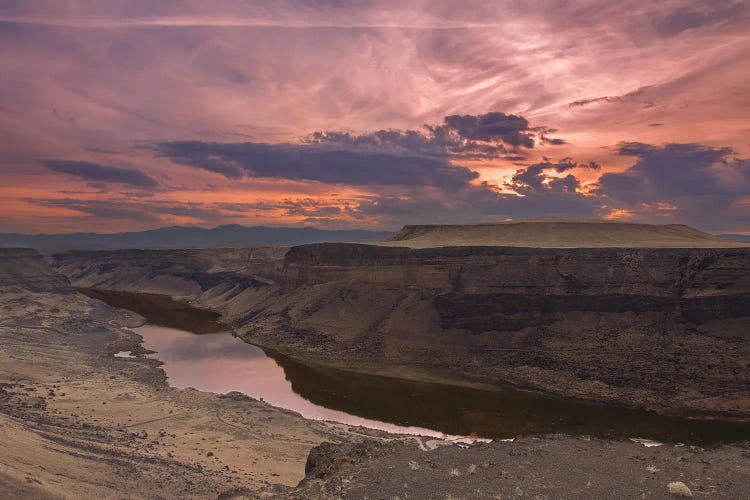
[
  {"left": 349, "top": 153, "right": 606, "bottom": 225},
  {"left": 148, "top": 112, "right": 562, "bottom": 190},
  {"left": 57, "top": 181, "right": 110, "bottom": 195},
  {"left": 306, "top": 129, "right": 455, "bottom": 157},
  {"left": 23, "top": 197, "right": 161, "bottom": 222},
  {"left": 42, "top": 160, "right": 158, "bottom": 188},
  {"left": 508, "top": 159, "right": 600, "bottom": 193},
  {"left": 355, "top": 184, "right": 603, "bottom": 225},
  {"left": 596, "top": 142, "right": 750, "bottom": 229},
  {"left": 148, "top": 141, "right": 478, "bottom": 190},
  {"left": 141, "top": 109, "right": 580, "bottom": 225},
  {"left": 305, "top": 128, "right": 509, "bottom": 160},
  {"left": 441, "top": 112, "right": 536, "bottom": 147},
  {"left": 540, "top": 136, "right": 567, "bottom": 145},
  {"left": 348, "top": 139, "right": 746, "bottom": 228},
  {"left": 653, "top": 2, "right": 745, "bottom": 37},
  {"left": 599, "top": 143, "right": 737, "bottom": 203}
]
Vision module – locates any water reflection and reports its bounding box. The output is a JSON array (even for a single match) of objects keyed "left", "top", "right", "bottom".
[
  {"left": 133, "top": 324, "right": 446, "bottom": 437},
  {"left": 267, "top": 350, "right": 750, "bottom": 444}
]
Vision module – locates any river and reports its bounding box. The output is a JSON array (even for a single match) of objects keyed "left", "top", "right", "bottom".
[{"left": 81, "top": 288, "right": 750, "bottom": 445}]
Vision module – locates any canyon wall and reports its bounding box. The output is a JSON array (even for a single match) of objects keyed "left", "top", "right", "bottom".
[{"left": 52, "top": 243, "right": 750, "bottom": 418}]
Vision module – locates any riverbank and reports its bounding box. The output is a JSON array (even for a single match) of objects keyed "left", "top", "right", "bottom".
[
  {"left": 283, "top": 436, "right": 750, "bottom": 499},
  {"left": 3, "top": 289, "right": 749, "bottom": 499}
]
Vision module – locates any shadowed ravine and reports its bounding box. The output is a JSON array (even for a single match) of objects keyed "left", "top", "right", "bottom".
[
  {"left": 81, "top": 288, "right": 750, "bottom": 445},
  {"left": 78, "top": 288, "right": 227, "bottom": 333}
]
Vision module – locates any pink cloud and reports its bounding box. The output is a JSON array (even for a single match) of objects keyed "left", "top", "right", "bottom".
[{"left": 0, "top": 1, "right": 748, "bottom": 233}]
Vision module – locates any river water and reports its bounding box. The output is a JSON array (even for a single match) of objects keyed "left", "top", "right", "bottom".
[
  {"left": 130, "top": 323, "right": 447, "bottom": 437},
  {"left": 82, "top": 288, "right": 750, "bottom": 445}
]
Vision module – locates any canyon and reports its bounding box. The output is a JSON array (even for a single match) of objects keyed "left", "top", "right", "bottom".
[
  {"left": 52, "top": 221, "right": 750, "bottom": 418},
  {"left": 3, "top": 220, "right": 750, "bottom": 498}
]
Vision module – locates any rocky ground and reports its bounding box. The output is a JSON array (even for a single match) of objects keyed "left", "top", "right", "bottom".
[{"left": 282, "top": 436, "right": 750, "bottom": 499}]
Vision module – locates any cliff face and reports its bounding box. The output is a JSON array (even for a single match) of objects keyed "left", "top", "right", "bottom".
[{"left": 52, "top": 244, "right": 750, "bottom": 418}]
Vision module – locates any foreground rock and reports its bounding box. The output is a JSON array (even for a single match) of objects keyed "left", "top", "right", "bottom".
[
  {"left": 280, "top": 436, "right": 750, "bottom": 499},
  {"left": 53, "top": 223, "right": 750, "bottom": 419}
]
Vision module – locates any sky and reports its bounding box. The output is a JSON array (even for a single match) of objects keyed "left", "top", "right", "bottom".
[{"left": 0, "top": 0, "right": 748, "bottom": 234}]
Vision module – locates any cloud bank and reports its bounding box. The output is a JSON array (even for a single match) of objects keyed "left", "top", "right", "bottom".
[{"left": 42, "top": 160, "right": 158, "bottom": 189}]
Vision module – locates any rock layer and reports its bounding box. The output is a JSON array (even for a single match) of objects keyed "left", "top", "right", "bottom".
[{"left": 0, "top": 248, "right": 71, "bottom": 292}]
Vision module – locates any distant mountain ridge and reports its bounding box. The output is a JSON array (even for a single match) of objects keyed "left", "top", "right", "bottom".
[
  {"left": 720, "top": 234, "right": 750, "bottom": 243},
  {"left": 0, "top": 224, "right": 393, "bottom": 251}
]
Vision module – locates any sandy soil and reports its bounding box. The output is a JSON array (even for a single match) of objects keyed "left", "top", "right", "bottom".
[
  {"left": 0, "top": 282, "right": 370, "bottom": 498},
  {"left": 382, "top": 219, "right": 748, "bottom": 248}
]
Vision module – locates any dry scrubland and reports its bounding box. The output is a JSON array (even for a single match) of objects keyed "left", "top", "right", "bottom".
[{"left": 3, "top": 220, "right": 750, "bottom": 498}]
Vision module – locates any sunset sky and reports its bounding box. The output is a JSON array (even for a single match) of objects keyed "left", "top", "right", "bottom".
[{"left": 1, "top": 1, "right": 748, "bottom": 234}]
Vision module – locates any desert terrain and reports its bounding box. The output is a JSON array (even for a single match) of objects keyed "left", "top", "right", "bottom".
[{"left": 3, "top": 220, "right": 750, "bottom": 498}]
